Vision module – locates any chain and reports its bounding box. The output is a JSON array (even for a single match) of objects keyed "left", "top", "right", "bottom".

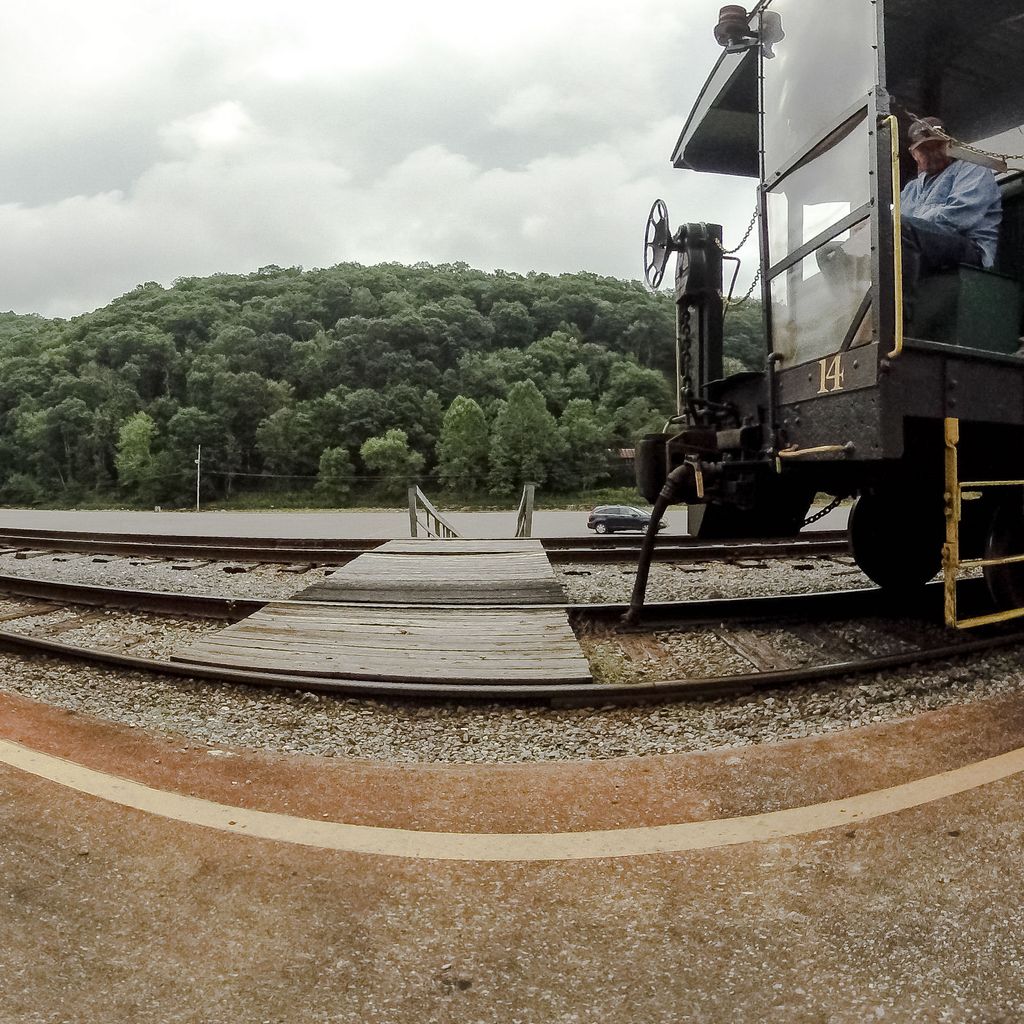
[
  {"left": 802, "top": 496, "right": 842, "bottom": 527},
  {"left": 934, "top": 127, "right": 1024, "bottom": 165},
  {"left": 714, "top": 206, "right": 762, "bottom": 309},
  {"left": 725, "top": 266, "right": 762, "bottom": 308},
  {"left": 679, "top": 304, "right": 695, "bottom": 406},
  {"left": 714, "top": 207, "right": 759, "bottom": 255},
  {"left": 904, "top": 109, "right": 1024, "bottom": 165}
]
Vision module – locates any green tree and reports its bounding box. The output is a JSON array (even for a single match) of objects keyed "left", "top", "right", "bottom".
[
  {"left": 552, "top": 399, "right": 611, "bottom": 491},
  {"left": 599, "top": 361, "right": 673, "bottom": 413},
  {"left": 114, "top": 412, "right": 158, "bottom": 501},
  {"left": 315, "top": 446, "right": 355, "bottom": 505},
  {"left": 723, "top": 301, "right": 766, "bottom": 372},
  {"left": 165, "top": 406, "right": 231, "bottom": 500},
  {"left": 0, "top": 261, "right": 687, "bottom": 506},
  {"left": 255, "top": 407, "right": 320, "bottom": 477},
  {"left": 36, "top": 397, "right": 94, "bottom": 489},
  {"left": 316, "top": 387, "right": 391, "bottom": 452},
  {"left": 489, "top": 299, "right": 535, "bottom": 348},
  {"left": 454, "top": 348, "right": 540, "bottom": 413},
  {"left": 436, "top": 396, "right": 489, "bottom": 492},
  {"left": 360, "top": 428, "right": 425, "bottom": 498},
  {"left": 488, "top": 379, "right": 563, "bottom": 494},
  {"left": 0, "top": 472, "right": 45, "bottom": 506},
  {"left": 604, "top": 396, "right": 668, "bottom": 445}
]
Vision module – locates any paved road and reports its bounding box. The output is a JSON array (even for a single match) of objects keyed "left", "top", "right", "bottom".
[{"left": 0, "top": 504, "right": 849, "bottom": 539}]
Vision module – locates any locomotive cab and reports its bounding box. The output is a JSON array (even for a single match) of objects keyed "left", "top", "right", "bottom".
[{"left": 637, "top": 0, "right": 1024, "bottom": 622}]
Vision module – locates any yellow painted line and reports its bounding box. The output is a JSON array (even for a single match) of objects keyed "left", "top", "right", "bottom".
[{"left": 2, "top": 737, "right": 1023, "bottom": 862}]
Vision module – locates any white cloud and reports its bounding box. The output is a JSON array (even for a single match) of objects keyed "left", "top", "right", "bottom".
[
  {"left": 0, "top": 0, "right": 758, "bottom": 317},
  {"left": 159, "top": 102, "right": 261, "bottom": 156}
]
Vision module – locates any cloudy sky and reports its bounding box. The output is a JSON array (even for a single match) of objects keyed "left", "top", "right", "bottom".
[{"left": 2, "top": 0, "right": 757, "bottom": 319}]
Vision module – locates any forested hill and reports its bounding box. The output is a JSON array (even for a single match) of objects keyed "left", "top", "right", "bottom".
[{"left": 0, "top": 262, "right": 764, "bottom": 507}]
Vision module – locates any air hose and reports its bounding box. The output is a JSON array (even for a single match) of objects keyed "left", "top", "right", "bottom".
[{"left": 622, "top": 463, "right": 697, "bottom": 626}]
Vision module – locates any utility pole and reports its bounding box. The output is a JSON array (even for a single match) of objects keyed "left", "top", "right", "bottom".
[{"left": 195, "top": 444, "right": 202, "bottom": 512}]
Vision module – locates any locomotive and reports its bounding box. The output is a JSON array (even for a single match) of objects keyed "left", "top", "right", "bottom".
[{"left": 632, "top": 0, "right": 1024, "bottom": 628}]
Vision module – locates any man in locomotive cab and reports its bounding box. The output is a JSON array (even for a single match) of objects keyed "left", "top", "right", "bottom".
[{"left": 899, "top": 116, "right": 1002, "bottom": 290}]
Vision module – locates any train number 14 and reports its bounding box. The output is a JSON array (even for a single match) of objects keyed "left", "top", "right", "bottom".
[{"left": 818, "top": 353, "right": 845, "bottom": 394}]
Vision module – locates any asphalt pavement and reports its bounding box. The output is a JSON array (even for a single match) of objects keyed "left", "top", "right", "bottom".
[{"left": 0, "top": 504, "right": 849, "bottom": 539}]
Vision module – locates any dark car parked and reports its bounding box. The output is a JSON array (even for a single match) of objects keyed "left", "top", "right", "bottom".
[{"left": 586, "top": 505, "right": 665, "bottom": 534}]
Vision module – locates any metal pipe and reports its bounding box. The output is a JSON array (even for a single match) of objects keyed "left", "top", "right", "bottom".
[
  {"left": 195, "top": 444, "right": 202, "bottom": 512},
  {"left": 887, "top": 114, "right": 905, "bottom": 358}
]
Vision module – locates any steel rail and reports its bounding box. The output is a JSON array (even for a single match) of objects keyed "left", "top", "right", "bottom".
[
  {"left": 0, "top": 575, "right": 264, "bottom": 619},
  {"left": 0, "top": 571, "right": 911, "bottom": 624},
  {"left": 0, "top": 610, "right": 1016, "bottom": 706},
  {"left": 0, "top": 574, "right": 1012, "bottom": 706},
  {"left": 0, "top": 527, "right": 848, "bottom": 564},
  {"left": 550, "top": 532, "right": 847, "bottom": 563}
]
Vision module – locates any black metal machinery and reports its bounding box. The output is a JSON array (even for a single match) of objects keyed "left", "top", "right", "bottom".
[{"left": 627, "top": 0, "right": 1024, "bottom": 623}]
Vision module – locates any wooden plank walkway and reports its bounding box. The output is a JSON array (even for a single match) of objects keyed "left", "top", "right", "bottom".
[
  {"left": 293, "top": 539, "right": 567, "bottom": 605},
  {"left": 173, "top": 539, "right": 592, "bottom": 686},
  {"left": 172, "top": 603, "right": 590, "bottom": 684}
]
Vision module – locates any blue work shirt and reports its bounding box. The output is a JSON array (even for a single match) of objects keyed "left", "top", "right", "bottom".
[{"left": 900, "top": 160, "right": 1002, "bottom": 267}]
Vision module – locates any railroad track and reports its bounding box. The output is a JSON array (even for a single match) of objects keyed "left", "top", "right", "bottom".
[
  {"left": 0, "top": 573, "right": 1015, "bottom": 706},
  {"left": 0, "top": 527, "right": 848, "bottom": 565}
]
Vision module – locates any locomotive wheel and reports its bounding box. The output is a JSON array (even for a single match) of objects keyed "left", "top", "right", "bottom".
[
  {"left": 849, "top": 491, "right": 942, "bottom": 591},
  {"left": 984, "top": 502, "right": 1024, "bottom": 609}
]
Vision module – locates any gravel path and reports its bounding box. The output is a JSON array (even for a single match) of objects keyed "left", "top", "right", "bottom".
[{"left": 0, "top": 548, "right": 1021, "bottom": 764}]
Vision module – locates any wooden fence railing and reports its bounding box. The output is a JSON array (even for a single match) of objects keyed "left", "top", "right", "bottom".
[
  {"left": 408, "top": 486, "right": 461, "bottom": 539},
  {"left": 515, "top": 482, "right": 536, "bottom": 538}
]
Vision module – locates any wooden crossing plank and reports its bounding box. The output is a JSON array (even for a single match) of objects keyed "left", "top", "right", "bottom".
[
  {"left": 382, "top": 540, "right": 543, "bottom": 555},
  {"left": 256, "top": 606, "right": 573, "bottom": 632},
  {"left": 224, "top": 624, "right": 577, "bottom": 647},
  {"left": 173, "top": 603, "right": 592, "bottom": 685},
  {"left": 293, "top": 538, "right": 566, "bottom": 606},
  {"left": 293, "top": 587, "right": 564, "bottom": 605},
  {"left": 174, "top": 538, "right": 588, "bottom": 686}
]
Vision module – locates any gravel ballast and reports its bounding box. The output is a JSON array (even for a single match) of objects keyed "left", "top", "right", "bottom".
[
  {"left": 0, "top": 550, "right": 870, "bottom": 603},
  {"left": 0, "top": 550, "right": 1020, "bottom": 765},
  {"left": 2, "top": 637, "right": 1023, "bottom": 766}
]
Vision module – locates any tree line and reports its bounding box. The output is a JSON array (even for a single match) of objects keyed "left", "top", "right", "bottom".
[{"left": 0, "top": 262, "right": 765, "bottom": 507}]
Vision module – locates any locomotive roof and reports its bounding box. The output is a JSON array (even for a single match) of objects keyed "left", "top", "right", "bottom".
[
  {"left": 672, "top": 0, "right": 1024, "bottom": 178},
  {"left": 886, "top": 0, "right": 1024, "bottom": 146},
  {"left": 670, "top": 45, "right": 758, "bottom": 177}
]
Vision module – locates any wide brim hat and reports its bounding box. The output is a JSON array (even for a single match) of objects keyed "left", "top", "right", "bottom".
[{"left": 908, "top": 116, "right": 948, "bottom": 151}]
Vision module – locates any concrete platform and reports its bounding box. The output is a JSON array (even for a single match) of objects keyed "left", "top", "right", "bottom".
[{"left": 2, "top": 686, "right": 1024, "bottom": 1020}]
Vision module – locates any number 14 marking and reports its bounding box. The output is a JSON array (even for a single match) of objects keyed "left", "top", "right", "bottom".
[{"left": 818, "top": 354, "right": 845, "bottom": 394}]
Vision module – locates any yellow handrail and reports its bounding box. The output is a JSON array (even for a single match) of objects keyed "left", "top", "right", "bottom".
[
  {"left": 777, "top": 443, "right": 853, "bottom": 459},
  {"left": 942, "top": 416, "right": 1024, "bottom": 628},
  {"left": 960, "top": 479, "right": 1024, "bottom": 488},
  {"left": 887, "top": 114, "right": 904, "bottom": 358}
]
